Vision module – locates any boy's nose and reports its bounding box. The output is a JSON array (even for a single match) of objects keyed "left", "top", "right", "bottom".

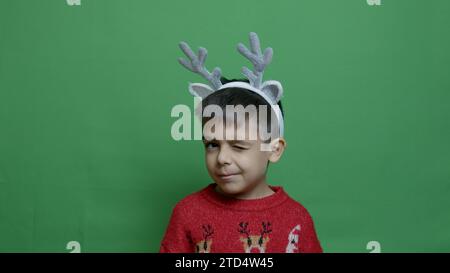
[{"left": 217, "top": 147, "right": 232, "bottom": 165}]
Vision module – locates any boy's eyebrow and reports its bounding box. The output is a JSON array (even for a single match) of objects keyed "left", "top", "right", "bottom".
[
  {"left": 202, "top": 138, "right": 251, "bottom": 145},
  {"left": 229, "top": 140, "right": 251, "bottom": 145}
]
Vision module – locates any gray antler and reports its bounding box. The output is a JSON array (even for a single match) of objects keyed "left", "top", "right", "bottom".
[
  {"left": 237, "top": 32, "right": 273, "bottom": 89},
  {"left": 178, "top": 42, "right": 222, "bottom": 89}
]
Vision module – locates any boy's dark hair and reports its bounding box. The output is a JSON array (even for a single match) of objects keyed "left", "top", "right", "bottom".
[{"left": 201, "top": 77, "right": 284, "bottom": 138}]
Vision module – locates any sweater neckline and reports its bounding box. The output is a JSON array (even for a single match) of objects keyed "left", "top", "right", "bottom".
[{"left": 200, "top": 183, "right": 289, "bottom": 211}]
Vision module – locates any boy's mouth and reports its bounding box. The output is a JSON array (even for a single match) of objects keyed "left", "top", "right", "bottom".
[{"left": 216, "top": 172, "right": 241, "bottom": 180}]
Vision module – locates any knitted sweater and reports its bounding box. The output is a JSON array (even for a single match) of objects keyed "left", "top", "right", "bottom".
[{"left": 159, "top": 183, "right": 322, "bottom": 253}]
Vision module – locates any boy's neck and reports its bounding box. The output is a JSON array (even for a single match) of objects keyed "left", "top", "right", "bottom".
[{"left": 214, "top": 181, "right": 275, "bottom": 200}]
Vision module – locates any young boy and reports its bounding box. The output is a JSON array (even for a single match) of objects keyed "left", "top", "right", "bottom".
[{"left": 160, "top": 33, "right": 322, "bottom": 253}]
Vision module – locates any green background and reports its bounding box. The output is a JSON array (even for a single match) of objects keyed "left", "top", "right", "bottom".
[{"left": 1, "top": 0, "right": 449, "bottom": 253}]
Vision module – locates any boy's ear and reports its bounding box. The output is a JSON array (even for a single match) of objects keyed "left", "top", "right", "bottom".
[
  {"left": 268, "top": 137, "right": 286, "bottom": 163},
  {"left": 189, "top": 83, "right": 215, "bottom": 99}
]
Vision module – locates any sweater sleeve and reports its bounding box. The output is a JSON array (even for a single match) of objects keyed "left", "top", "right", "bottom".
[
  {"left": 159, "top": 202, "right": 194, "bottom": 253},
  {"left": 299, "top": 207, "right": 323, "bottom": 253}
]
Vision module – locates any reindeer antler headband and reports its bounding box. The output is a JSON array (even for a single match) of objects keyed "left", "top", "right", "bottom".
[{"left": 178, "top": 32, "right": 284, "bottom": 137}]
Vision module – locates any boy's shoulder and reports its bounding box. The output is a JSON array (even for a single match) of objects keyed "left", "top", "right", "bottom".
[
  {"left": 285, "top": 195, "right": 317, "bottom": 221},
  {"left": 171, "top": 184, "right": 211, "bottom": 210}
]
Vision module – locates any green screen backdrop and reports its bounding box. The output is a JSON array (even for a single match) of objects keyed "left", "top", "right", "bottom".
[{"left": 0, "top": 0, "right": 449, "bottom": 252}]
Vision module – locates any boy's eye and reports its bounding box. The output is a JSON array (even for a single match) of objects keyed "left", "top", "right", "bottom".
[
  {"left": 233, "top": 145, "right": 248, "bottom": 150},
  {"left": 205, "top": 142, "right": 219, "bottom": 149}
]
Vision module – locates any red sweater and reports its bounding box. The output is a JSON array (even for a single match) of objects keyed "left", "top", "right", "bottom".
[{"left": 159, "top": 183, "right": 322, "bottom": 253}]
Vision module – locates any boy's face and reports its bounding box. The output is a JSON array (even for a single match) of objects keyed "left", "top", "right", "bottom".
[{"left": 202, "top": 115, "right": 285, "bottom": 197}]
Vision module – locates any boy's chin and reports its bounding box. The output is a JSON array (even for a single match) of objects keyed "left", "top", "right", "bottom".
[{"left": 215, "top": 181, "right": 247, "bottom": 196}]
